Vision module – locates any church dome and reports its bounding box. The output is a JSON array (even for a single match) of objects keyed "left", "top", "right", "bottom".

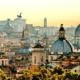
[
  {"left": 51, "top": 39, "right": 73, "bottom": 54},
  {"left": 75, "top": 24, "right": 80, "bottom": 36},
  {"left": 46, "top": 62, "right": 56, "bottom": 68},
  {"left": 5, "top": 22, "right": 12, "bottom": 28},
  {"left": 5, "top": 19, "right": 13, "bottom": 29},
  {"left": 51, "top": 24, "right": 73, "bottom": 54},
  {"left": 17, "top": 46, "right": 33, "bottom": 54},
  {"left": 3, "top": 19, "right": 14, "bottom": 35}
]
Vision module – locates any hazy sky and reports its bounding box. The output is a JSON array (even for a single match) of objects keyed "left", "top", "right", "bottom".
[{"left": 0, "top": 0, "right": 80, "bottom": 27}]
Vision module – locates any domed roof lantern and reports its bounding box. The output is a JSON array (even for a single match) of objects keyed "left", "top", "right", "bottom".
[
  {"left": 59, "top": 24, "right": 65, "bottom": 31},
  {"left": 58, "top": 24, "right": 65, "bottom": 39},
  {"left": 34, "top": 40, "right": 44, "bottom": 48}
]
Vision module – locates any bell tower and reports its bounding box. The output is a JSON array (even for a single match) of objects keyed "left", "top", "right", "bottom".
[
  {"left": 24, "top": 24, "right": 29, "bottom": 38},
  {"left": 21, "top": 27, "right": 25, "bottom": 47},
  {"left": 44, "top": 18, "right": 47, "bottom": 27},
  {"left": 31, "top": 40, "right": 46, "bottom": 71}
]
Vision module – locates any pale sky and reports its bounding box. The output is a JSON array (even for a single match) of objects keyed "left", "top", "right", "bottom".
[{"left": 0, "top": 0, "right": 80, "bottom": 27}]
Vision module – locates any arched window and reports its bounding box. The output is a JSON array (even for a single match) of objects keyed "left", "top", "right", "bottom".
[
  {"left": 34, "top": 56, "right": 36, "bottom": 64},
  {"left": 2, "top": 60, "right": 4, "bottom": 66}
]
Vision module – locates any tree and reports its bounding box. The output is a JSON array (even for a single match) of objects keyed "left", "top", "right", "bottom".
[
  {"left": 0, "top": 69, "right": 16, "bottom": 80},
  {"left": 18, "top": 66, "right": 80, "bottom": 80},
  {"left": 19, "top": 70, "right": 33, "bottom": 80},
  {"left": 53, "top": 66, "right": 64, "bottom": 75},
  {"left": 0, "top": 69, "right": 7, "bottom": 80}
]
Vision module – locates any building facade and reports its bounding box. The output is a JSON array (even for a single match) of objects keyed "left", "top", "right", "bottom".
[
  {"left": 0, "top": 13, "right": 26, "bottom": 32},
  {"left": 0, "top": 56, "right": 9, "bottom": 66}
]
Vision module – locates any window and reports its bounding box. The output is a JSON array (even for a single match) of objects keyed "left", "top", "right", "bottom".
[
  {"left": 34, "top": 56, "right": 36, "bottom": 64},
  {"left": 41, "top": 56, "right": 43, "bottom": 62},
  {"left": 51, "top": 56, "right": 53, "bottom": 61},
  {"left": 2, "top": 60, "right": 4, "bottom": 66},
  {"left": 74, "top": 70, "right": 77, "bottom": 72}
]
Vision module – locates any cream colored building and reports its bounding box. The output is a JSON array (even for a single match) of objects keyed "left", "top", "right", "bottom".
[
  {"left": 71, "top": 65, "right": 80, "bottom": 72},
  {"left": 0, "top": 56, "right": 9, "bottom": 66},
  {"left": 5, "top": 52, "right": 15, "bottom": 58},
  {"left": 32, "top": 42, "right": 46, "bottom": 66},
  {"left": 0, "top": 13, "right": 26, "bottom": 32}
]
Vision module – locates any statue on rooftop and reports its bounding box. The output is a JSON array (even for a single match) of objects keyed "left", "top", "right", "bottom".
[{"left": 17, "top": 13, "right": 22, "bottom": 18}]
